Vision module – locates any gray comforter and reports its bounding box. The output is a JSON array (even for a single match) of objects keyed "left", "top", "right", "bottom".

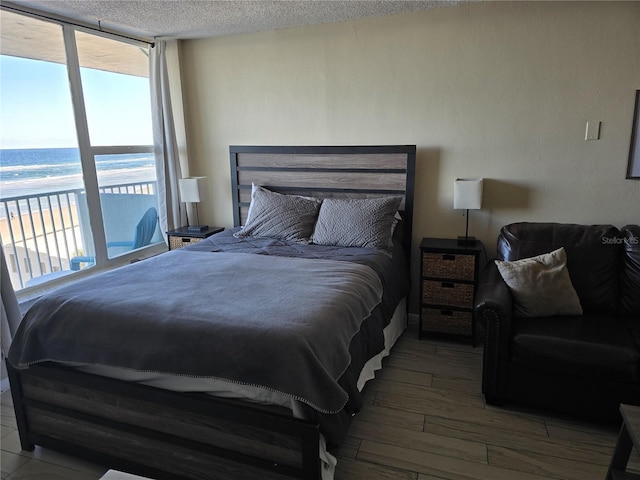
[{"left": 9, "top": 235, "right": 393, "bottom": 414}]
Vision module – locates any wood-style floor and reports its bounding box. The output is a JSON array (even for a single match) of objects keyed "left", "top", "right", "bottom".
[{"left": 1, "top": 321, "right": 638, "bottom": 480}]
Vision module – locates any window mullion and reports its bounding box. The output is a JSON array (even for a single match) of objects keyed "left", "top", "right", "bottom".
[{"left": 62, "top": 25, "right": 108, "bottom": 265}]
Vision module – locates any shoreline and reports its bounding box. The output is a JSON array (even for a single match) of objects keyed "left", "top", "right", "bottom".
[{"left": 1, "top": 166, "right": 156, "bottom": 201}]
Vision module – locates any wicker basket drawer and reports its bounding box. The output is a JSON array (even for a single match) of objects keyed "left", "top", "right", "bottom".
[
  {"left": 423, "top": 252, "right": 475, "bottom": 280},
  {"left": 169, "top": 236, "right": 202, "bottom": 250},
  {"left": 422, "top": 280, "right": 475, "bottom": 308},
  {"left": 421, "top": 308, "right": 472, "bottom": 336}
]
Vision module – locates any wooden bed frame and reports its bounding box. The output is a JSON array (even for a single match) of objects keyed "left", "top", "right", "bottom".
[{"left": 8, "top": 145, "right": 416, "bottom": 480}]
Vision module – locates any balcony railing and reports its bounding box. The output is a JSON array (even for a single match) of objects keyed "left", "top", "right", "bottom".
[{"left": 1, "top": 181, "right": 158, "bottom": 290}]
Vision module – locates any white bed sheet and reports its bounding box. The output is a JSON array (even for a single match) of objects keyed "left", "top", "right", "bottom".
[{"left": 76, "top": 298, "right": 407, "bottom": 480}]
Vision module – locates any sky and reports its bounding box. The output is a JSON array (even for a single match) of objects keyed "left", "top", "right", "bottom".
[{"left": 0, "top": 55, "right": 153, "bottom": 150}]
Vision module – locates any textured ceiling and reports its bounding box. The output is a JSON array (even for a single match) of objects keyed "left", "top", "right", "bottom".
[{"left": 8, "top": 0, "right": 472, "bottom": 40}]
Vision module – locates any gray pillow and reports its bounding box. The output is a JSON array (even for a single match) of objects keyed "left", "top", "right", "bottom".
[
  {"left": 495, "top": 247, "right": 583, "bottom": 318},
  {"left": 234, "top": 186, "right": 321, "bottom": 243},
  {"left": 312, "top": 196, "right": 402, "bottom": 251}
]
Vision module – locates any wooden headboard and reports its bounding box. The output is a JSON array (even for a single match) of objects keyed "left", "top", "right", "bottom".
[{"left": 229, "top": 145, "right": 416, "bottom": 255}]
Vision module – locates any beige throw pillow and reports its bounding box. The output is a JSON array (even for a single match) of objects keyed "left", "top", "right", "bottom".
[{"left": 495, "top": 247, "right": 583, "bottom": 318}]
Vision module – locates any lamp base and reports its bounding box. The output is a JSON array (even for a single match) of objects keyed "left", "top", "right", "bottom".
[
  {"left": 457, "top": 235, "right": 478, "bottom": 246},
  {"left": 187, "top": 225, "right": 209, "bottom": 232}
]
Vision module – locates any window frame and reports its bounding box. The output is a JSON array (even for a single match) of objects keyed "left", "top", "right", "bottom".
[{"left": 1, "top": 8, "right": 165, "bottom": 296}]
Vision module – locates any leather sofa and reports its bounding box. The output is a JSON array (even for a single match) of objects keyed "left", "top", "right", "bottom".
[{"left": 475, "top": 222, "right": 640, "bottom": 422}]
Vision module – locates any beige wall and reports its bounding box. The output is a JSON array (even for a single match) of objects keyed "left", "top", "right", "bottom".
[{"left": 179, "top": 1, "right": 640, "bottom": 309}]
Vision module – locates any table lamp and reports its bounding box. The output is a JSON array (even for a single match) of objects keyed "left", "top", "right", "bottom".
[
  {"left": 454, "top": 178, "right": 483, "bottom": 246},
  {"left": 178, "top": 176, "right": 208, "bottom": 232}
]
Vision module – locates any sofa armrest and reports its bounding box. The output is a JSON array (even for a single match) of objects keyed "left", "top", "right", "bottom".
[
  {"left": 475, "top": 262, "right": 513, "bottom": 325},
  {"left": 475, "top": 262, "right": 513, "bottom": 405}
]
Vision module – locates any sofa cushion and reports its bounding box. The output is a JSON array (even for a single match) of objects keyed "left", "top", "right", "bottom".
[
  {"left": 497, "top": 223, "right": 620, "bottom": 314},
  {"left": 495, "top": 247, "right": 582, "bottom": 318},
  {"left": 510, "top": 313, "right": 640, "bottom": 383},
  {"left": 620, "top": 225, "right": 640, "bottom": 317}
]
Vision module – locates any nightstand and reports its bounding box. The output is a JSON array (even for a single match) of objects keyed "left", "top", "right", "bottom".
[
  {"left": 419, "top": 238, "right": 484, "bottom": 344},
  {"left": 167, "top": 226, "right": 224, "bottom": 250}
]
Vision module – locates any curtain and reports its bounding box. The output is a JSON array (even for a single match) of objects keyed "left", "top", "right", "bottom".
[
  {"left": 1, "top": 245, "right": 21, "bottom": 357},
  {"left": 150, "top": 39, "right": 184, "bottom": 238}
]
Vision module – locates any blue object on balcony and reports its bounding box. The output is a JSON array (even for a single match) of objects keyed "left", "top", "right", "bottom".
[{"left": 70, "top": 207, "right": 159, "bottom": 271}]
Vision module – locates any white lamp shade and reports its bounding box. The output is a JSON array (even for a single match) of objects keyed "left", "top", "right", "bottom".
[
  {"left": 454, "top": 178, "right": 483, "bottom": 210},
  {"left": 178, "top": 177, "right": 204, "bottom": 203}
]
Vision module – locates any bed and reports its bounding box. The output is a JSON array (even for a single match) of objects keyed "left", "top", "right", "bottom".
[{"left": 7, "top": 144, "right": 416, "bottom": 480}]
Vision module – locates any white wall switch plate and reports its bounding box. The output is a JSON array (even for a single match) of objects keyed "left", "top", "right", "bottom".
[{"left": 585, "top": 121, "right": 601, "bottom": 140}]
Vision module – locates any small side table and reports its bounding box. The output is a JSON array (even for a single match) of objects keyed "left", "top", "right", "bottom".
[
  {"left": 167, "top": 226, "right": 224, "bottom": 250},
  {"left": 419, "top": 238, "right": 484, "bottom": 344},
  {"left": 606, "top": 404, "right": 640, "bottom": 480}
]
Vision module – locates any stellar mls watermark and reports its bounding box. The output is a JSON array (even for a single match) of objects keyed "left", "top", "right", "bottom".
[{"left": 602, "top": 235, "right": 639, "bottom": 245}]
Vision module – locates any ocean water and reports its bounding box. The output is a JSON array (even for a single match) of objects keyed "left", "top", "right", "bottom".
[
  {"left": 0, "top": 147, "right": 156, "bottom": 219},
  {"left": 0, "top": 147, "right": 156, "bottom": 196}
]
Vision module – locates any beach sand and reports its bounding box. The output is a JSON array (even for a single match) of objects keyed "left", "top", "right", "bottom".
[{"left": 1, "top": 203, "right": 80, "bottom": 245}]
